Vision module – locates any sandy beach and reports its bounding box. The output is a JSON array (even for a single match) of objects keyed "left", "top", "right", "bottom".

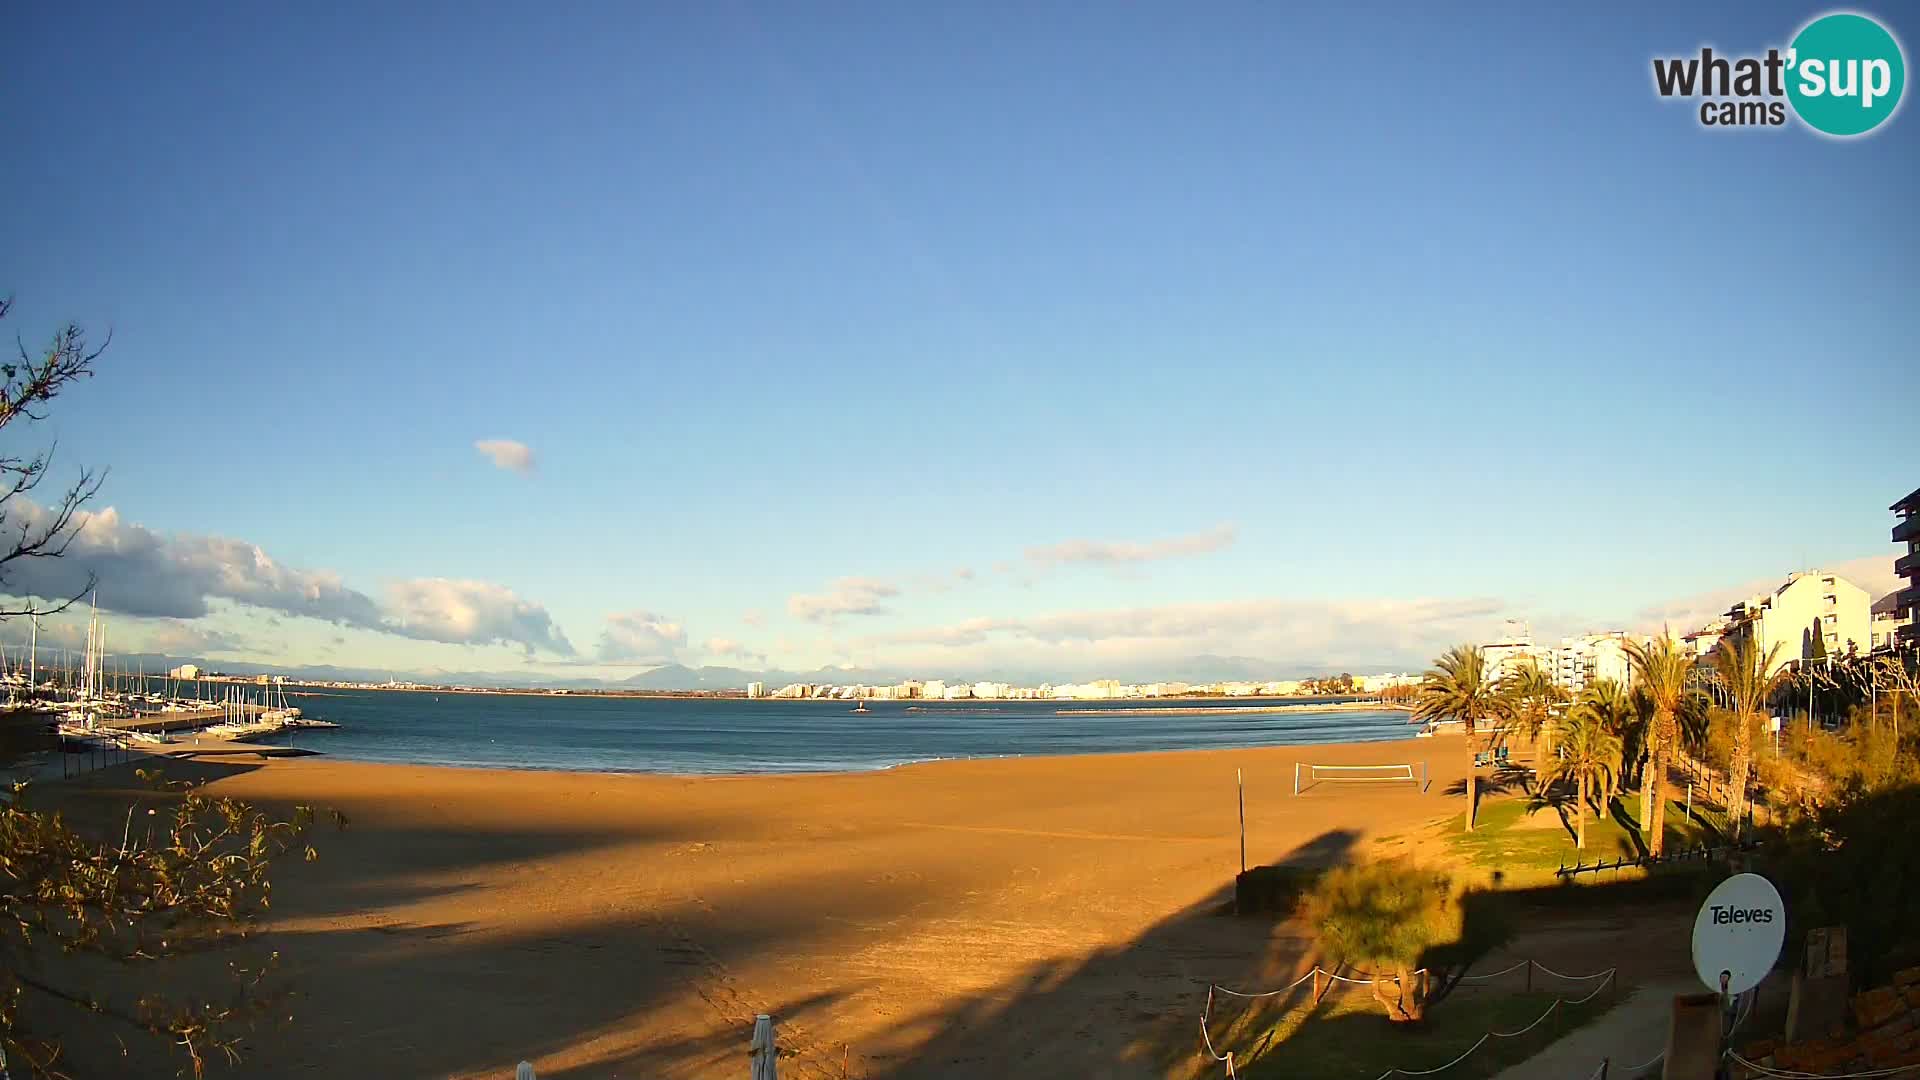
[{"left": 37, "top": 737, "right": 1508, "bottom": 1078}]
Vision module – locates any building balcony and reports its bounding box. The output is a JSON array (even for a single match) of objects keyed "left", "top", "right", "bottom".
[
  {"left": 1898, "top": 550, "right": 1920, "bottom": 579},
  {"left": 1896, "top": 515, "right": 1920, "bottom": 544},
  {"left": 1901, "top": 585, "right": 1920, "bottom": 614}
]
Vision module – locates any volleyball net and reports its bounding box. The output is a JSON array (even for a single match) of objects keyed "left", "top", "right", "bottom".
[{"left": 1293, "top": 761, "right": 1429, "bottom": 795}]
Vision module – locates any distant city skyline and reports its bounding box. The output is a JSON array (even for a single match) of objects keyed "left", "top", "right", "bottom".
[{"left": 2, "top": 3, "right": 1912, "bottom": 679}]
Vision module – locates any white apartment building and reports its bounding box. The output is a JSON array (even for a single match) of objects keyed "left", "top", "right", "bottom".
[
  {"left": 745, "top": 681, "right": 764, "bottom": 699},
  {"left": 1871, "top": 592, "right": 1910, "bottom": 652},
  {"left": 1723, "top": 570, "right": 1871, "bottom": 675},
  {"left": 1550, "top": 633, "right": 1639, "bottom": 693},
  {"left": 1483, "top": 620, "right": 1551, "bottom": 687},
  {"left": 1683, "top": 617, "right": 1731, "bottom": 659}
]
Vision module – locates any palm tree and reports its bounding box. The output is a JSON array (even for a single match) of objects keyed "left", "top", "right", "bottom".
[
  {"left": 1506, "top": 660, "right": 1568, "bottom": 793},
  {"left": 1624, "top": 634, "right": 1702, "bottom": 857},
  {"left": 1412, "top": 645, "right": 1510, "bottom": 831},
  {"left": 1707, "top": 634, "right": 1785, "bottom": 834},
  {"left": 1568, "top": 678, "right": 1638, "bottom": 819},
  {"left": 1545, "top": 709, "right": 1620, "bottom": 850}
]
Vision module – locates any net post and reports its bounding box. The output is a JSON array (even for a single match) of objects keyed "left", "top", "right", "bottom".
[
  {"left": 1237, "top": 768, "right": 1246, "bottom": 876},
  {"left": 1293, "top": 761, "right": 1300, "bottom": 796}
]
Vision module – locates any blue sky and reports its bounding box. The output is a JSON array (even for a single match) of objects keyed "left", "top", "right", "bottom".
[{"left": 1, "top": 2, "right": 1912, "bottom": 680}]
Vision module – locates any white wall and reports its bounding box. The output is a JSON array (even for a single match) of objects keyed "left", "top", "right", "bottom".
[{"left": 1747, "top": 572, "right": 1871, "bottom": 674}]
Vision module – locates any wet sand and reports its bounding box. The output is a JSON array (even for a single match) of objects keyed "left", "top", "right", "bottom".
[{"left": 42, "top": 737, "right": 1469, "bottom": 1079}]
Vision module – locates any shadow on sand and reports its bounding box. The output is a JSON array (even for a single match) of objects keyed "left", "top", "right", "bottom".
[{"left": 21, "top": 758, "right": 1720, "bottom": 1080}]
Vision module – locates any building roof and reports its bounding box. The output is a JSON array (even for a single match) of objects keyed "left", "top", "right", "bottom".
[{"left": 1893, "top": 486, "right": 1920, "bottom": 513}]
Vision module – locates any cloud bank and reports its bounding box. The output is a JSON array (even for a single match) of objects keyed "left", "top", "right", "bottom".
[
  {"left": 1633, "top": 551, "right": 1905, "bottom": 635},
  {"left": 596, "top": 610, "right": 687, "bottom": 663},
  {"left": 0, "top": 501, "right": 573, "bottom": 655},
  {"left": 856, "top": 595, "right": 1509, "bottom": 676},
  {"left": 386, "top": 579, "right": 575, "bottom": 655}
]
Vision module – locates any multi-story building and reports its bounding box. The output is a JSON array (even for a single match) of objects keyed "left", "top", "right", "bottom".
[
  {"left": 1722, "top": 570, "right": 1871, "bottom": 675},
  {"left": 1682, "top": 617, "right": 1731, "bottom": 660},
  {"left": 1871, "top": 593, "right": 1909, "bottom": 652},
  {"left": 1550, "top": 633, "right": 1639, "bottom": 692},
  {"left": 1483, "top": 620, "right": 1551, "bottom": 686},
  {"left": 745, "top": 681, "right": 764, "bottom": 699},
  {"left": 1895, "top": 486, "right": 1920, "bottom": 651}
]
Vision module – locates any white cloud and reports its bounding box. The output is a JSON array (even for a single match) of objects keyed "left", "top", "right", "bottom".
[
  {"left": 787, "top": 577, "right": 900, "bottom": 622},
  {"left": 0, "top": 500, "right": 577, "bottom": 656},
  {"left": 1025, "top": 523, "right": 1238, "bottom": 568},
  {"left": 742, "top": 609, "right": 766, "bottom": 627},
  {"left": 2, "top": 502, "right": 386, "bottom": 625},
  {"left": 595, "top": 610, "right": 687, "bottom": 663},
  {"left": 474, "top": 439, "right": 535, "bottom": 475},
  {"left": 386, "top": 579, "right": 575, "bottom": 655}
]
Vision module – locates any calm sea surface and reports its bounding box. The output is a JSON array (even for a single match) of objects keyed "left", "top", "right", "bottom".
[{"left": 271, "top": 689, "right": 1416, "bottom": 774}]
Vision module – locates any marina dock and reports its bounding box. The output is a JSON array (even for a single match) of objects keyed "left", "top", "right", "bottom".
[{"left": 110, "top": 705, "right": 271, "bottom": 734}]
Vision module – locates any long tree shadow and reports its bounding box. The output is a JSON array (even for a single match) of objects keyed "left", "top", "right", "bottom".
[
  {"left": 850, "top": 830, "right": 1363, "bottom": 1080},
  {"left": 18, "top": 756, "right": 1526, "bottom": 1080},
  {"left": 1525, "top": 782, "right": 1578, "bottom": 844}
]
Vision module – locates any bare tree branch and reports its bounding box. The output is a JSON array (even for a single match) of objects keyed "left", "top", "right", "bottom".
[{"left": 0, "top": 296, "right": 107, "bottom": 618}]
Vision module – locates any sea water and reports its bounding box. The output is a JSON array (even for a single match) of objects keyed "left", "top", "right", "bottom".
[{"left": 270, "top": 689, "right": 1415, "bottom": 774}]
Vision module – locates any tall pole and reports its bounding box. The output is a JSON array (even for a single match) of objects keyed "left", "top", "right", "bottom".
[
  {"left": 1237, "top": 768, "right": 1246, "bottom": 876},
  {"left": 28, "top": 615, "right": 36, "bottom": 692}
]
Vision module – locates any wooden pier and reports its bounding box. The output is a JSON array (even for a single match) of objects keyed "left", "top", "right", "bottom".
[{"left": 108, "top": 704, "right": 272, "bottom": 734}]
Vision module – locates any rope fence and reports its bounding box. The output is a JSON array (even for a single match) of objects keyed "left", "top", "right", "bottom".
[
  {"left": 1369, "top": 973, "right": 1615, "bottom": 1080},
  {"left": 1725, "top": 1053, "right": 1920, "bottom": 1079},
  {"left": 1199, "top": 959, "right": 1619, "bottom": 1079}
]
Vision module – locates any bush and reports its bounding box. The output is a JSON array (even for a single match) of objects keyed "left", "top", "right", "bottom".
[{"left": 1307, "top": 860, "right": 1459, "bottom": 1022}]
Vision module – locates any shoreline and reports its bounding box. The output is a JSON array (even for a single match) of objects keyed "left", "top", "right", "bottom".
[
  {"left": 1053, "top": 700, "right": 1411, "bottom": 717},
  {"left": 283, "top": 682, "right": 1402, "bottom": 706}
]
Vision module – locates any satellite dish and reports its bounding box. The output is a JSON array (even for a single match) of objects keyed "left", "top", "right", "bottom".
[{"left": 1691, "top": 873, "right": 1785, "bottom": 996}]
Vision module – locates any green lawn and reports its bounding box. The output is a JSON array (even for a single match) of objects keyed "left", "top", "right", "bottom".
[
  {"left": 1445, "top": 791, "right": 1726, "bottom": 883},
  {"left": 1209, "top": 984, "right": 1621, "bottom": 1079}
]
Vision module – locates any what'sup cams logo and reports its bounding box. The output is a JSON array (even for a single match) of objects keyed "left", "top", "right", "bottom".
[{"left": 1653, "top": 11, "right": 1906, "bottom": 136}]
